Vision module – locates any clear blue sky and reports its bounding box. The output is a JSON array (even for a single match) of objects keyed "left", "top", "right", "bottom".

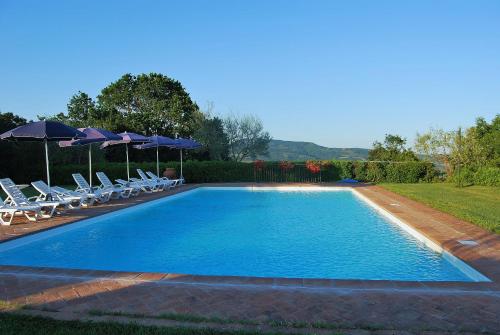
[{"left": 1, "top": 0, "right": 499, "bottom": 148}]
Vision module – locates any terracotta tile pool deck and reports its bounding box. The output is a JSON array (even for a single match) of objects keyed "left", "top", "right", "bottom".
[{"left": 0, "top": 183, "right": 499, "bottom": 333}]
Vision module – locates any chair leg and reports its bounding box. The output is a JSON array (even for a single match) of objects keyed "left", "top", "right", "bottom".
[
  {"left": 24, "top": 210, "right": 38, "bottom": 222},
  {"left": 0, "top": 212, "right": 14, "bottom": 226}
]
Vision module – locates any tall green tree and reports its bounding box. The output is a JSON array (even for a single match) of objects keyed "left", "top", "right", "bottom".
[
  {"left": 415, "top": 128, "right": 455, "bottom": 176},
  {"left": 415, "top": 115, "right": 499, "bottom": 180},
  {"left": 192, "top": 102, "right": 229, "bottom": 160},
  {"left": 0, "top": 112, "right": 46, "bottom": 182},
  {"left": 224, "top": 114, "right": 271, "bottom": 161},
  {"left": 97, "top": 73, "right": 201, "bottom": 136},
  {"left": 474, "top": 115, "right": 500, "bottom": 165},
  {"left": 66, "top": 92, "right": 98, "bottom": 127},
  {"left": 0, "top": 112, "right": 27, "bottom": 132},
  {"left": 368, "top": 134, "right": 418, "bottom": 161}
]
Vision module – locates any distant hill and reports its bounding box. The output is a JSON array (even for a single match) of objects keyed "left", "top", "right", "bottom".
[{"left": 255, "top": 139, "right": 369, "bottom": 161}]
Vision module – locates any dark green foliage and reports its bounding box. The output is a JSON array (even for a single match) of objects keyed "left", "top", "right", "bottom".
[
  {"left": 473, "top": 167, "right": 500, "bottom": 186},
  {"left": 0, "top": 312, "right": 288, "bottom": 335},
  {"left": 0, "top": 112, "right": 27, "bottom": 132},
  {"left": 194, "top": 116, "right": 229, "bottom": 160},
  {"left": 366, "top": 162, "right": 386, "bottom": 182},
  {"left": 26, "top": 160, "right": 439, "bottom": 186},
  {"left": 347, "top": 161, "right": 436, "bottom": 183},
  {"left": 352, "top": 161, "right": 368, "bottom": 181},
  {"left": 330, "top": 161, "right": 354, "bottom": 179},
  {"left": 474, "top": 115, "right": 500, "bottom": 165},
  {"left": 452, "top": 167, "right": 500, "bottom": 187},
  {"left": 449, "top": 115, "right": 500, "bottom": 186},
  {"left": 368, "top": 134, "right": 418, "bottom": 162},
  {"left": 48, "top": 73, "right": 201, "bottom": 139},
  {"left": 385, "top": 161, "right": 436, "bottom": 183},
  {"left": 0, "top": 113, "right": 46, "bottom": 183}
]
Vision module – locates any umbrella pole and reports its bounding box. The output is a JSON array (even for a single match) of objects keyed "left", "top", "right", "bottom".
[
  {"left": 89, "top": 144, "right": 93, "bottom": 188},
  {"left": 180, "top": 149, "right": 183, "bottom": 179},
  {"left": 156, "top": 145, "right": 160, "bottom": 177},
  {"left": 126, "top": 143, "right": 130, "bottom": 181},
  {"left": 44, "top": 139, "right": 51, "bottom": 188}
]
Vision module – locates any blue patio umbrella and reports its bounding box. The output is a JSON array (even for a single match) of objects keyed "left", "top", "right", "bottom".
[
  {"left": 100, "top": 132, "right": 151, "bottom": 181},
  {"left": 133, "top": 135, "right": 176, "bottom": 177},
  {"left": 0, "top": 121, "right": 86, "bottom": 187},
  {"left": 169, "top": 138, "right": 201, "bottom": 180},
  {"left": 59, "top": 128, "right": 122, "bottom": 187}
]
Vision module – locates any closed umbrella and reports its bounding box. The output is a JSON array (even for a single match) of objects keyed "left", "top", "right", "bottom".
[
  {"left": 133, "top": 135, "right": 176, "bottom": 177},
  {"left": 0, "top": 121, "right": 86, "bottom": 187},
  {"left": 101, "top": 132, "right": 151, "bottom": 181},
  {"left": 59, "top": 128, "right": 121, "bottom": 187}
]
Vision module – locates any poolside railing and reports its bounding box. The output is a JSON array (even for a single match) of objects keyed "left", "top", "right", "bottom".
[{"left": 253, "top": 162, "right": 334, "bottom": 183}]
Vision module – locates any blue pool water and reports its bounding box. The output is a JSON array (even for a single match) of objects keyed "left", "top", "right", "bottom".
[{"left": 0, "top": 188, "right": 481, "bottom": 281}]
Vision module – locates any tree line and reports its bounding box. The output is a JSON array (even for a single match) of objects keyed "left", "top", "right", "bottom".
[
  {"left": 1, "top": 72, "right": 497, "bottom": 186},
  {"left": 4, "top": 73, "right": 271, "bottom": 164},
  {"left": 367, "top": 114, "right": 499, "bottom": 185}
]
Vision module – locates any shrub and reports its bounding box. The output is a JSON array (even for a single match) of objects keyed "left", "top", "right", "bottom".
[
  {"left": 473, "top": 167, "right": 500, "bottom": 186},
  {"left": 6, "top": 160, "right": 439, "bottom": 185},
  {"left": 351, "top": 161, "right": 436, "bottom": 183},
  {"left": 385, "top": 161, "right": 433, "bottom": 183},
  {"left": 353, "top": 161, "right": 368, "bottom": 181},
  {"left": 366, "top": 162, "right": 387, "bottom": 182},
  {"left": 450, "top": 166, "right": 500, "bottom": 187},
  {"left": 331, "top": 160, "right": 354, "bottom": 179}
]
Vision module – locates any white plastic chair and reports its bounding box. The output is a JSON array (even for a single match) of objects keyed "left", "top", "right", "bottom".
[
  {"left": 0, "top": 196, "right": 41, "bottom": 225},
  {"left": 0, "top": 178, "right": 61, "bottom": 218},
  {"left": 31, "top": 180, "right": 82, "bottom": 209},
  {"left": 96, "top": 172, "right": 138, "bottom": 198},
  {"left": 72, "top": 173, "right": 112, "bottom": 203}
]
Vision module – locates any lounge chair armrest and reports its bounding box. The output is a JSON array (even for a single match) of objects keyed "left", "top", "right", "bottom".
[{"left": 28, "top": 195, "right": 42, "bottom": 202}]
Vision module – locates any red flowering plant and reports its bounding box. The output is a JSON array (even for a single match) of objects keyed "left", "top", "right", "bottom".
[
  {"left": 306, "top": 160, "right": 321, "bottom": 174},
  {"left": 279, "top": 160, "right": 295, "bottom": 171},
  {"left": 254, "top": 160, "right": 265, "bottom": 171}
]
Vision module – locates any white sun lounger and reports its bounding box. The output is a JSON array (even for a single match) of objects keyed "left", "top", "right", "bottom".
[
  {"left": 0, "top": 196, "right": 41, "bottom": 225},
  {"left": 0, "top": 178, "right": 62, "bottom": 218},
  {"left": 136, "top": 169, "right": 165, "bottom": 191},
  {"left": 145, "top": 171, "right": 180, "bottom": 188},
  {"left": 51, "top": 186, "right": 96, "bottom": 207},
  {"left": 115, "top": 179, "right": 153, "bottom": 194},
  {"left": 96, "top": 172, "right": 138, "bottom": 198},
  {"left": 31, "top": 180, "right": 82, "bottom": 209},
  {"left": 72, "top": 173, "right": 112, "bottom": 203},
  {"left": 146, "top": 171, "right": 179, "bottom": 188}
]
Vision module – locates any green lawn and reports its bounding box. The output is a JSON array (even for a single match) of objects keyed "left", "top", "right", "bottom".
[
  {"left": 0, "top": 313, "right": 342, "bottom": 335},
  {"left": 380, "top": 183, "right": 500, "bottom": 234}
]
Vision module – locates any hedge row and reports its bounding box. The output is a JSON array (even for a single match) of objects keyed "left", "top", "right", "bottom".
[
  {"left": 3, "top": 160, "right": 438, "bottom": 186},
  {"left": 451, "top": 167, "right": 500, "bottom": 187},
  {"left": 331, "top": 161, "right": 437, "bottom": 183},
  {"left": 26, "top": 161, "right": 255, "bottom": 185}
]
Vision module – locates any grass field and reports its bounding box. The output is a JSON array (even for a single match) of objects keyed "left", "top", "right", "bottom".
[
  {"left": 0, "top": 312, "right": 345, "bottom": 335},
  {"left": 380, "top": 183, "right": 500, "bottom": 234},
  {"left": 0, "top": 313, "right": 272, "bottom": 335}
]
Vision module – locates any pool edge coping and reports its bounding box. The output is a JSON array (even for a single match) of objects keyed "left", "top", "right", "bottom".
[{"left": 0, "top": 183, "right": 499, "bottom": 291}]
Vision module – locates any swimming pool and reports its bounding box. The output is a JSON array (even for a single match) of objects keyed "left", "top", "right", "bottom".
[{"left": 0, "top": 187, "right": 489, "bottom": 281}]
